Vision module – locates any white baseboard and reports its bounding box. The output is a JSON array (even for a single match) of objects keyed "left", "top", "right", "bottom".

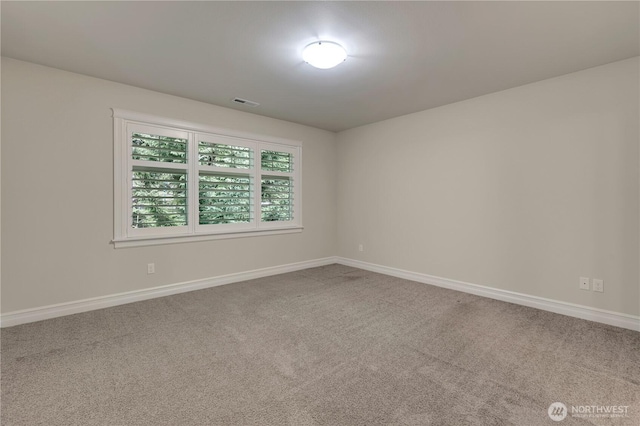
[
  {"left": 336, "top": 257, "right": 640, "bottom": 332},
  {"left": 0, "top": 257, "right": 338, "bottom": 328},
  {"left": 3, "top": 256, "right": 638, "bottom": 332}
]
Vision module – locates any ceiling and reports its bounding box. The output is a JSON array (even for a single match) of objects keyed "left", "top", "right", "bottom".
[{"left": 2, "top": 1, "right": 638, "bottom": 132}]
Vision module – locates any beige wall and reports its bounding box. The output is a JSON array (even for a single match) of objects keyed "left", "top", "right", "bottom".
[
  {"left": 2, "top": 57, "right": 638, "bottom": 318},
  {"left": 337, "top": 58, "right": 639, "bottom": 316},
  {"left": 1, "top": 58, "right": 337, "bottom": 313}
]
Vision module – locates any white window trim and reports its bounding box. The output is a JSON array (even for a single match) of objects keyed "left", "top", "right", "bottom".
[
  {"left": 112, "top": 108, "right": 303, "bottom": 248},
  {"left": 194, "top": 134, "right": 258, "bottom": 235}
]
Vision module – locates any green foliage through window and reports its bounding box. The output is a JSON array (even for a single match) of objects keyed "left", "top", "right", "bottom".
[
  {"left": 199, "top": 142, "right": 252, "bottom": 168},
  {"left": 131, "top": 169, "right": 187, "bottom": 228},
  {"left": 261, "top": 150, "right": 292, "bottom": 172},
  {"left": 120, "top": 118, "right": 300, "bottom": 238},
  {"left": 261, "top": 176, "right": 293, "bottom": 222},
  {"left": 132, "top": 133, "right": 187, "bottom": 163},
  {"left": 200, "top": 174, "right": 252, "bottom": 224}
]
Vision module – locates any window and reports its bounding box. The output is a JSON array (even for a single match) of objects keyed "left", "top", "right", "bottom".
[{"left": 113, "top": 109, "right": 302, "bottom": 247}]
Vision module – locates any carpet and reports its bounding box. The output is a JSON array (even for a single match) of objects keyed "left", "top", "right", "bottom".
[{"left": 1, "top": 264, "right": 638, "bottom": 425}]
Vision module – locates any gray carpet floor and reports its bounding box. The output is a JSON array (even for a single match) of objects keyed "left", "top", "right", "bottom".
[{"left": 1, "top": 264, "right": 639, "bottom": 425}]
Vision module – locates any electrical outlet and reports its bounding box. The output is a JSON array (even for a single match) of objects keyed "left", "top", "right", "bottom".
[
  {"left": 579, "top": 277, "right": 590, "bottom": 290},
  {"left": 592, "top": 279, "right": 604, "bottom": 293},
  {"left": 358, "top": 244, "right": 364, "bottom": 252},
  {"left": 147, "top": 263, "right": 155, "bottom": 274}
]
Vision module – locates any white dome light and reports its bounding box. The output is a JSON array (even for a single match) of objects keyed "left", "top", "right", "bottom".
[{"left": 303, "top": 41, "right": 347, "bottom": 69}]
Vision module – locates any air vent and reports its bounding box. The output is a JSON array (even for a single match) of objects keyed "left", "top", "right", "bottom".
[{"left": 233, "top": 98, "right": 260, "bottom": 107}]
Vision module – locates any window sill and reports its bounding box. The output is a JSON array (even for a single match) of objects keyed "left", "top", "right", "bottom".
[{"left": 112, "top": 226, "right": 303, "bottom": 248}]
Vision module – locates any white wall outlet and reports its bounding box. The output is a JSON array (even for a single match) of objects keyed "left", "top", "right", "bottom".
[
  {"left": 147, "top": 263, "right": 155, "bottom": 274},
  {"left": 358, "top": 244, "right": 364, "bottom": 252},
  {"left": 579, "top": 277, "right": 590, "bottom": 290},
  {"left": 592, "top": 278, "right": 604, "bottom": 292}
]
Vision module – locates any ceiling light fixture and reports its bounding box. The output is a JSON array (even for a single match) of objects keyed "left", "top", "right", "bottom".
[{"left": 302, "top": 41, "right": 347, "bottom": 69}]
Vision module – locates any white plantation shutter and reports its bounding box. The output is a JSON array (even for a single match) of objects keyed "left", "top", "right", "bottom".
[
  {"left": 199, "top": 173, "right": 252, "bottom": 224},
  {"left": 132, "top": 169, "right": 188, "bottom": 228},
  {"left": 198, "top": 141, "right": 252, "bottom": 169},
  {"left": 132, "top": 133, "right": 188, "bottom": 164},
  {"left": 127, "top": 126, "right": 190, "bottom": 236},
  {"left": 196, "top": 137, "right": 257, "bottom": 230},
  {"left": 261, "top": 150, "right": 292, "bottom": 172},
  {"left": 260, "top": 147, "right": 296, "bottom": 223},
  {"left": 113, "top": 110, "right": 301, "bottom": 247},
  {"left": 261, "top": 176, "right": 293, "bottom": 222}
]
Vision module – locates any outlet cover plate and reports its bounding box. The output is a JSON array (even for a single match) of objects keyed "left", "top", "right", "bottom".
[
  {"left": 579, "top": 277, "right": 590, "bottom": 290},
  {"left": 593, "top": 279, "right": 604, "bottom": 292}
]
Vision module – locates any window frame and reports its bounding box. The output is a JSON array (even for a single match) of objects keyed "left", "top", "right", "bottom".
[
  {"left": 259, "top": 143, "right": 300, "bottom": 229},
  {"left": 113, "top": 109, "right": 302, "bottom": 248},
  {"left": 195, "top": 133, "right": 257, "bottom": 235}
]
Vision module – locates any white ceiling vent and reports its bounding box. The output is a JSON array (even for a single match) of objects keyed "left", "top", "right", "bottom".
[{"left": 232, "top": 97, "right": 260, "bottom": 107}]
